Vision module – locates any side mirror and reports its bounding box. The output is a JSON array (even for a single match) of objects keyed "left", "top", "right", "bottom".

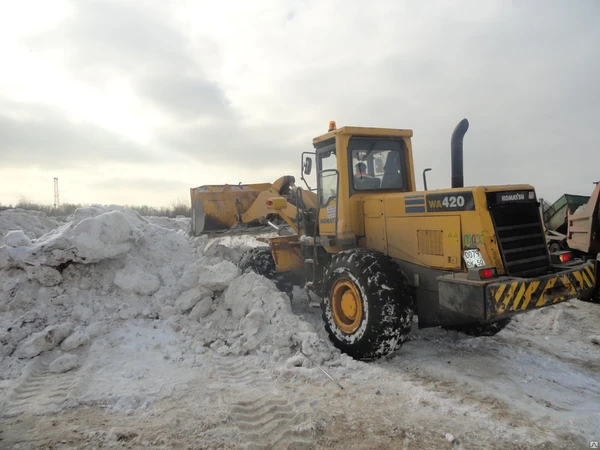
[{"left": 303, "top": 157, "right": 312, "bottom": 175}]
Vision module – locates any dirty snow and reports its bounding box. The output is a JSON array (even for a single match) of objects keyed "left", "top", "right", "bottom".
[{"left": 0, "top": 207, "right": 599, "bottom": 449}]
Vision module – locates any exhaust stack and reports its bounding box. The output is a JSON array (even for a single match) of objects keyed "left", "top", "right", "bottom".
[{"left": 451, "top": 118, "right": 469, "bottom": 189}]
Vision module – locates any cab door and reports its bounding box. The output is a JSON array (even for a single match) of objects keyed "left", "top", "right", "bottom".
[{"left": 316, "top": 142, "right": 338, "bottom": 237}]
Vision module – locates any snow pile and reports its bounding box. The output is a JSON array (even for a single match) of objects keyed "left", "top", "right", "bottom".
[
  {"left": 145, "top": 215, "right": 190, "bottom": 233},
  {"left": 4, "top": 208, "right": 142, "bottom": 263},
  {"left": 0, "top": 205, "right": 197, "bottom": 380},
  {"left": 158, "top": 234, "right": 335, "bottom": 365},
  {"left": 0, "top": 209, "right": 61, "bottom": 240},
  {"left": 0, "top": 207, "right": 336, "bottom": 387},
  {"left": 174, "top": 269, "right": 333, "bottom": 363},
  {"left": 0, "top": 208, "right": 146, "bottom": 288}
]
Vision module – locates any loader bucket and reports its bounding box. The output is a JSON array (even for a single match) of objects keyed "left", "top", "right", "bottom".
[{"left": 190, "top": 183, "right": 273, "bottom": 235}]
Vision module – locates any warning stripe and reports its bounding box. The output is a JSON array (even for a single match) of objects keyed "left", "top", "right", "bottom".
[
  {"left": 560, "top": 275, "right": 576, "bottom": 297},
  {"left": 584, "top": 266, "right": 596, "bottom": 286},
  {"left": 498, "top": 282, "right": 519, "bottom": 314},
  {"left": 535, "top": 277, "right": 557, "bottom": 307},
  {"left": 572, "top": 270, "right": 585, "bottom": 289},
  {"left": 494, "top": 283, "right": 507, "bottom": 303},
  {"left": 574, "top": 269, "right": 594, "bottom": 289},
  {"left": 582, "top": 271, "right": 592, "bottom": 289},
  {"left": 510, "top": 283, "right": 527, "bottom": 311},
  {"left": 489, "top": 265, "right": 595, "bottom": 317},
  {"left": 519, "top": 281, "right": 540, "bottom": 311},
  {"left": 585, "top": 265, "right": 594, "bottom": 280}
]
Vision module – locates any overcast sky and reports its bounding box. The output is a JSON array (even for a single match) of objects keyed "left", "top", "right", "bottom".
[{"left": 1, "top": 0, "right": 599, "bottom": 207}]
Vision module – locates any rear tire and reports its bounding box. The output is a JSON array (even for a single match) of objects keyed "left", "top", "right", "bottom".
[
  {"left": 444, "top": 318, "right": 511, "bottom": 337},
  {"left": 580, "top": 285, "right": 600, "bottom": 304},
  {"left": 322, "top": 249, "right": 415, "bottom": 361}
]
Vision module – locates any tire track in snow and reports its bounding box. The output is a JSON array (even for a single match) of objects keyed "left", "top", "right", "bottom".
[
  {"left": 1, "top": 354, "right": 87, "bottom": 419},
  {"left": 393, "top": 332, "right": 600, "bottom": 435},
  {"left": 211, "top": 355, "right": 316, "bottom": 450},
  {"left": 0, "top": 379, "right": 9, "bottom": 401},
  {"left": 501, "top": 332, "right": 600, "bottom": 374}
]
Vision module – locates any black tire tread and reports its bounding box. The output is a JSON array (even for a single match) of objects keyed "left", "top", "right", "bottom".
[
  {"left": 588, "top": 286, "right": 600, "bottom": 304},
  {"left": 238, "top": 247, "right": 294, "bottom": 295},
  {"left": 238, "top": 247, "right": 277, "bottom": 279},
  {"left": 321, "top": 249, "right": 414, "bottom": 360}
]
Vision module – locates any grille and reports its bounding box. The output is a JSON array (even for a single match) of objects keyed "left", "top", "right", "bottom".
[
  {"left": 487, "top": 196, "right": 550, "bottom": 277},
  {"left": 417, "top": 230, "right": 443, "bottom": 256}
]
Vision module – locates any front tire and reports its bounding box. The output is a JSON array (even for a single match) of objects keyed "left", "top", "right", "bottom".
[
  {"left": 238, "top": 247, "right": 294, "bottom": 296},
  {"left": 238, "top": 247, "right": 277, "bottom": 279},
  {"left": 322, "top": 249, "right": 415, "bottom": 361},
  {"left": 579, "top": 285, "right": 600, "bottom": 304}
]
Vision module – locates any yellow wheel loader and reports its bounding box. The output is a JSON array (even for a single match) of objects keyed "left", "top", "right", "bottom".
[{"left": 190, "top": 119, "right": 598, "bottom": 361}]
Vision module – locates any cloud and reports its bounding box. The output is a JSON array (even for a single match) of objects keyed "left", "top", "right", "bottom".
[
  {"left": 24, "top": 0, "right": 229, "bottom": 122},
  {"left": 139, "top": 74, "right": 233, "bottom": 121},
  {"left": 157, "top": 120, "right": 307, "bottom": 169},
  {"left": 3, "top": 0, "right": 600, "bottom": 206},
  {"left": 0, "top": 101, "right": 153, "bottom": 169},
  {"left": 256, "top": 0, "right": 600, "bottom": 201},
  {"left": 26, "top": 0, "right": 191, "bottom": 74},
  {"left": 90, "top": 177, "right": 192, "bottom": 191}
]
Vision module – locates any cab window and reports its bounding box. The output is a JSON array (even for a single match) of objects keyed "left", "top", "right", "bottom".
[
  {"left": 318, "top": 147, "right": 338, "bottom": 205},
  {"left": 349, "top": 138, "right": 406, "bottom": 191}
]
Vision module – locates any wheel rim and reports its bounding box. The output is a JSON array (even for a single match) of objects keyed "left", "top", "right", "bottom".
[{"left": 331, "top": 278, "right": 363, "bottom": 334}]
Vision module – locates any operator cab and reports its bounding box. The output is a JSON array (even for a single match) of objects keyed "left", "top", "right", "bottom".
[
  {"left": 301, "top": 121, "right": 416, "bottom": 242},
  {"left": 306, "top": 121, "right": 414, "bottom": 207},
  {"left": 349, "top": 138, "right": 407, "bottom": 194}
]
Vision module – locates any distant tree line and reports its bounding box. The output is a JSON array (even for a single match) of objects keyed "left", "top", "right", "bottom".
[{"left": 0, "top": 197, "right": 191, "bottom": 218}]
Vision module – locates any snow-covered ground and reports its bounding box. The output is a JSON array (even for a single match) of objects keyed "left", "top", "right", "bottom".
[{"left": 0, "top": 207, "right": 599, "bottom": 449}]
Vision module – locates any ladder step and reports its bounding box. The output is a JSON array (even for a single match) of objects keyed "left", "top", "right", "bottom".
[{"left": 304, "top": 259, "right": 314, "bottom": 264}]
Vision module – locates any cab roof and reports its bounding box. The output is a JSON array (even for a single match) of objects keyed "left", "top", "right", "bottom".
[{"left": 312, "top": 126, "right": 413, "bottom": 146}]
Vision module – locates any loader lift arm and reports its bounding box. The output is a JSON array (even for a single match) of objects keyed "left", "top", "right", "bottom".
[{"left": 189, "top": 175, "right": 319, "bottom": 236}]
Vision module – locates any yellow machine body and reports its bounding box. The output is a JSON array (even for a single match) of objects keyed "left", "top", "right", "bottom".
[
  {"left": 190, "top": 122, "right": 597, "bottom": 330},
  {"left": 300, "top": 124, "right": 595, "bottom": 326},
  {"left": 352, "top": 185, "right": 530, "bottom": 275}
]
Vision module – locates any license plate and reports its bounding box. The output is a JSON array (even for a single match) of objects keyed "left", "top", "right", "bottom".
[{"left": 463, "top": 249, "right": 486, "bottom": 268}]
